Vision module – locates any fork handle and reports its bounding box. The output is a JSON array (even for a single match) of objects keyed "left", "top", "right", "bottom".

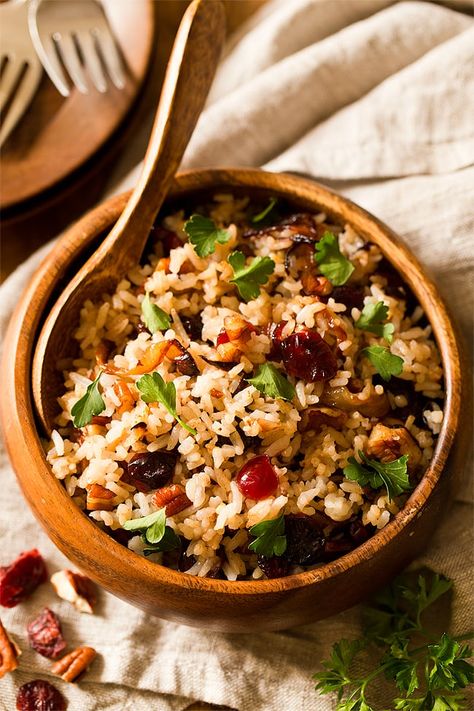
[{"left": 96, "top": 0, "right": 225, "bottom": 273}]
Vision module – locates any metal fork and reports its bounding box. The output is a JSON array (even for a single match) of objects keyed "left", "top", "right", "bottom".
[
  {"left": 28, "top": 0, "right": 126, "bottom": 97},
  {"left": 0, "top": 0, "right": 43, "bottom": 148}
]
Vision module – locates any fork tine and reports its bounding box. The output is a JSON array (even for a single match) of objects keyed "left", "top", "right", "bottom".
[
  {"left": 76, "top": 30, "right": 107, "bottom": 93},
  {"left": 0, "top": 57, "right": 23, "bottom": 114},
  {"left": 55, "top": 33, "right": 88, "bottom": 94},
  {"left": 37, "top": 35, "right": 71, "bottom": 97},
  {"left": 93, "top": 26, "right": 125, "bottom": 90},
  {"left": 0, "top": 63, "right": 38, "bottom": 147}
]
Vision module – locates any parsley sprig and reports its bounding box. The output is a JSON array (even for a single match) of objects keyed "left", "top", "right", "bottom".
[
  {"left": 137, "top": 372, "right": 197, "bottom": 435},
  {"left": 141, "top": 292, "right": 171, "bottom": 332},
  {"left": 184, "top": 214, "right": 231, "bottom": 257},
  {"left": 247, "top": 363, "right": 295, "bottom": 401},
  {"left": 344, "top": 450, "right": 411, "bottom": 502},
  {"left": 314, "top": 572, "right": 474, "bottom": 711},
  {"left": 355, "top": 301, "right": 394, "bottom": 343},
  {"left": 71, "top": 372, "right": 106, "bottom": 427},
  {"left": 251, "top": 197, "right": 278, "bottom": 224},
  {"left": 228, "top": 251, "right": 275, "bottom": 302},
  {"left": 122, "top": 508, "right": 180, "bottom": 555},
  {"left": 315, "top": 232, "right": 355, "bottom": 286},
  {"left": 248, "top": 515, "right": 287, "bottom": 557},
  {"left": 361, "top": 345, "right": 404, "bottom": 381}
]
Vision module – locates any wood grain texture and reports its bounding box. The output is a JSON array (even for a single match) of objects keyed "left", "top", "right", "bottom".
[
  {"left": 0, "top": 0, "right": 154, "bottom": 209},
  {"left": 1, "top": 168, "right": 467, "bottom": 632},
  {"left": 32, "top": 0, "right": 226, "bottom": 434}
]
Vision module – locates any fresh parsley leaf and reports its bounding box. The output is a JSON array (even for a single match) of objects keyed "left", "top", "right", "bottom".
[
  {"left": 142, "top": 525, "right": 180, "bottom": 554},
  {"left": 315, "top": 571, "right": 474, "bottom": 711},
  {"left": 122, "top": 508, "right": 166, "bottom": 533},
  {"left": 144, "top": 508, "right": 167, "bottom": 544},
  {"left": 314, "top": 232, "right": 355, "bottom": 286},
  {"left": 184, "top": 214, "right": 231, "bottom": 257},
  {"left": 248, "top": 515, "right": 287, "bottom": 557},
  {"left": 344, "top": 450, "right": 410, "bottom": 501},
  {"left": 70, "top": 372, "right": 105, "bottom": 428},
  {"left": 228, "top": 251, "right": 275, "bottom": 302},
  {"left": 247, "top": 363, "right": 295, "bottom": 401},
  {"left": 141, "top": 292, "right": 170, "bottom": 332},
  {"left": 361, "top": 345, "right": 404, "bottom": 381},
  {"left": 251, "top": 197, "right": 278, "bottom": 224},
  {"left": 355, "top": 301, "right": 394, "bottom": 342},
  {"left": 137, "top": 372, "right": 197, "bottom": 435}
]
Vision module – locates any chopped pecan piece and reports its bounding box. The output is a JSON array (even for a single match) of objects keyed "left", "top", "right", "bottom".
[
  {"left": 51, "top": 646, "right": 97, "bottom": 683},
  {"left": 51, "top": 570, "right": 97, "bottom": 614},
  {"left": 86, "top": 484, "right": 118, "bottom": 511},
  {"left": 299, "top": 406, "right": 348, "bottom": 433},
  {"left": 367, "top": 423, "right": 422, "bottom": 473},
  {"left": 90, "top": 415, "right": 112, "bottom": 426},
  {"left": 113, "top": 381, "right": 136, "bottom": 415},
  {"left": 320, "top": 385, "right": 390, "bottom": 418},
  {"left": 27, "top": 608, "right": 66, "bottom": 659},
  {"left": 155, "top": 257, "right": 170, "bottom": 272},
  {"left": 0, "top": 620, "right": 21, "bottom": 678},
  {"left": 152, "top": 484, "right": 192, "bottom": 516},
  {"left": 95, "top": 339, "right": 114, "bottom": 366},
  {"left": 166, "top": 338, "right": 199, "bottom": 376}
]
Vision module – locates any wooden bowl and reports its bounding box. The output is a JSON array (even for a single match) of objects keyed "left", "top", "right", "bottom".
[{"left": 1, "top": 169, "right": 464, "bottom": 632}]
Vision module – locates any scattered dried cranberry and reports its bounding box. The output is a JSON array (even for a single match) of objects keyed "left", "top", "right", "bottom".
[
  {"left": 257, "top": 555, "right": 290, "bottom": 579},
  {"left": 155, "top": 226, "right": 182, "bottom": 255},
  {"left": 181, "top": 314, "right": 202, "bottom": 341},
  {"left": 278, "top": 330, "right": 337, "bottom": 382},
  {"left": 328, "top": 286, "right": 365, "bottom": 311},
  {"left": 16, "top": 680, "right": 67, "bottom": 711},
  {"left": 0, "top": 549, "right": 47, "bottom": 608},
  {"left": 27, "top": 608, "right": 66, "bottom": 659},
  {"left": 236, "top": 455, "right": 279, "bottom": 500},
  {"left": 283, "top": 514, "right": 325, "bottom": 566},
  {"left": 128, "top": 450, "right": 178, "bottom": 492}
]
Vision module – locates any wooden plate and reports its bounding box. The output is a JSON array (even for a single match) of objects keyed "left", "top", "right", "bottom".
[{"left": 0, "top": 0, "right": 154, "bottom": 210}]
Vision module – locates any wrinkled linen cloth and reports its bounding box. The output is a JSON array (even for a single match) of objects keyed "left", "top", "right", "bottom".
[{"left": 1, "top": 1, "right": 473, "bottom": 709}]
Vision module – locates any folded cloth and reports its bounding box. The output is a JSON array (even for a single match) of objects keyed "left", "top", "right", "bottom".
[{"left": 1, "top": 2, "right": 473, "bottom": 709}]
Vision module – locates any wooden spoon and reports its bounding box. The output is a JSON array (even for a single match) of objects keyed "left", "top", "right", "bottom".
[{"left": 32, "top": 0, "right": 226, "bottom": 434}]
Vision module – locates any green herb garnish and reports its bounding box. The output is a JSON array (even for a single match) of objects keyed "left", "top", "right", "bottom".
[
  {"left": 184, "top": 214, "right": 231, "bottom": 257},
  {"left": 137, "top": 372, "right": 197, "bottom": 436},
  {"left": 228, "top": 251, "right": 275, "bottom": 302},
  {"left": 314, "top": 571, "right": 474, "bottom": 711},
  {"left": 141, "top": 292, "right": 171, "bottom": 333},
  {"left": 142, "top": 526, "right": 181, "bottom": 556},
  {"left": 355, "top": 301, "right": 394, "bottom": 342},
  {"left": 248, "top": 515, "right": 287, "bottom": 558},
  {"left": 314, "top": 231, "right": 355, "bottom": 286},
  {"left": 122, "top": 508, "right": 165, "bottom": 534},
  {"left": 70, "top": 372, "right": 105, "bottom": 428},
  {"left": 344, "top": 450, "right": 410, "bottom": 501},
  {"left": 251, "top": 197, "right": 278, "bottom": 224},
  {"left": 247, "top": 363, "right": 295, "bottom": 401},
  {"left": 361, "top": 345, "right": 404, "bottom": 381}
]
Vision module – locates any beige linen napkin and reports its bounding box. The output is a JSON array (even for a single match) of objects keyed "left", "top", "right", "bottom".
[{"left": 1, "top": 2, "right": 473, "bottom": 709}]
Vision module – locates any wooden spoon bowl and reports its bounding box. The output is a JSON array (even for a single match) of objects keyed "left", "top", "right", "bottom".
[{"left": 1, "top": 168, "right": 466, "bottom": 632}]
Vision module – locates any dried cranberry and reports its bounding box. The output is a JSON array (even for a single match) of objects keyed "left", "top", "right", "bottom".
[
  {"left": 216, "top": 329, "right": 230, "bottom": 346},
  {"left": 278, "top": 330, "right": 337, "bottom": 382},
  {"left": 348, "top": 519, "right": 371, "bottom": 545},
  {"left": 128, "top": 450, "right": 177, "bottom": 492},
  {"left": 0, "top": 549, "right": 48, "bottom": 608},
  {"left": 181, "top": 314, "right": 202, "bottom": 341},
  {"left": 27, "top": 608, "right": 66, "bottom": 659},
  {"left": 236, "top": 455, "right": 279, "bottom": 500},
  {"left": 328, "top": 286, "right": 365, "bottom": 311},
  {"left": 257, "top": 555, "right": 290, "bottom": 579},
  {"left": 16, "top": 680, "right": 67, "bottom": 711},
  {"left": 155, "top": 226, "right": 182, "bottom": 255},
  {"left": 283, "top": 514, "right": 325, "bottom": 566}
]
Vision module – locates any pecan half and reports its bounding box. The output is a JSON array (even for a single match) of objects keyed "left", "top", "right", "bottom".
[
  {"left": 51, "top": 570, "right": 97, "bottom": 614},
  {"left": 51, "top": 646, "right": 96, "bottom": 683},
  {"left": 86, "top": 484, "right": 118, "bottom": 511},
  {"left": 152, "top": 484, "right": 192, "bottom": 516},
  {"left": 367, "top": 423, "right": 422, "bottom": 473},
  {"left": 0, "top": 620, "right": 20, "bottom": 678}
]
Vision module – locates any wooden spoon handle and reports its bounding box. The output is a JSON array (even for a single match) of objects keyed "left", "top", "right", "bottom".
[{"left": 97, "top": 0, "right": 225, "bottom": 274}]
